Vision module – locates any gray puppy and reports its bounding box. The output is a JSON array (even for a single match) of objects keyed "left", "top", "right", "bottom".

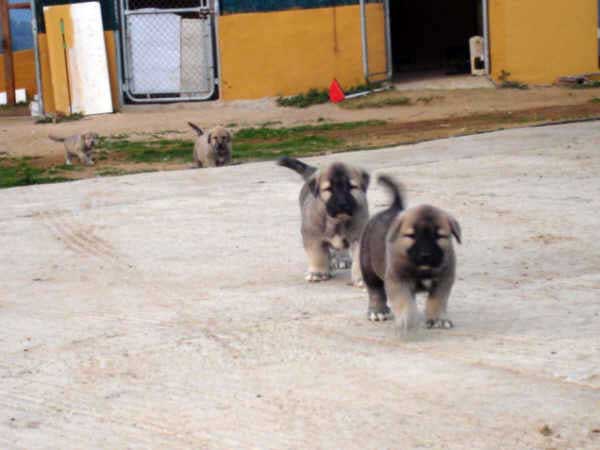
[
  {"left": 49, "top": 132, "right": 98, "bottom": 166},
  {"left": 278, "top": 156, "right": 370, "bottom": 285},
  {"left": 360, "top": 175, "right": 461, "bottom": 331},
  {"left": 188, "top": 122, "right": 232, "bottom": 168}
]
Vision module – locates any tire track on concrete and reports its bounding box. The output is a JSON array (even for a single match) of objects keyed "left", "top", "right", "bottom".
[
  {"left": 38, "top": 210, "right": 118, "bottom": 261},
  {"left": 29, "top": 192, "right": 247, "bottom": 361}
]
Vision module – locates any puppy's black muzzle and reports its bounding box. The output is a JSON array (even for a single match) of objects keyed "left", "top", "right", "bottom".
[
  {"left": 325, "top": 192, "right": 357, "bottom": 219},
  {"left": 408, "top": 236, "right": 444, "bottom": 269}
]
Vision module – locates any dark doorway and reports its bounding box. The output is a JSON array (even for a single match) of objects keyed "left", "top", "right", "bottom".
[{"left": 389, "top": 0, "right": 483, "bottom": 76}]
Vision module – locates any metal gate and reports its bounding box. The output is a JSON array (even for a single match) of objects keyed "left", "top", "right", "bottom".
[{"left": 119, "top": 0, "right": 216, "bottom": 102}]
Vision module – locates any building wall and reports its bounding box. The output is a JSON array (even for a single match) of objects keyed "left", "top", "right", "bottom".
[
  {"left": 0, "top": 49, "right": 37, "bottom": 98},
  {"left": 218, "top": 3, "right": 386, "bottom": 100},
  {"left": 489, "top": 0, "right": 599, "bottom": 84}
]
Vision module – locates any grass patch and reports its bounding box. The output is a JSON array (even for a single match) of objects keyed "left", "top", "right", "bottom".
[
  {"left": 0, "top": 102, "right": 28, "bottom": 112},
  {"left": 258, "top": 120, "right": 283, "bottom": 127},
  {"left": 96, "top": 120, "right": 384, "bottom": 164},
  {"left": 498, "top": 70, "right": 528, "bottom": 90},
  {"left": 45, "top": 164, "right": 84, "bottom": 175},
  {"left": 0, "top": 119, "right": 385, "bottom": 187},
  {"left": 277, "top": 88, "right": 329, "bottom": 108},
  {"left": 235, "top": 135, "right": 342, "bottom": 160},
  {"left": 571, "top": 80, "right": 600, "bottom": 89},
  {"left": 235, "top": 120, "right": 385, "bottom": 140},
  {"left": 232, "top": 120, "right": 384, "bottom": 160},
  {"left": 344, "top": 95, "right": 412, "bottom": 109},
  {"left": 416, "top": 95, "right": 444, "bottom": 105},
  {"left": 276, "top": 82, "right": 387, "bottom": 108},
  {"left": 0, "top": 160, "right": 70, "bottom": 188},
  {"left": 589, "top": 97, "right": 600, "bottom": 103},
  {"left": 97, "top": 167, "right": 128, "bottom": 177},
  {"left": 35, "top": 112, "right": 85, "bottom": 124},
  {"left": 98, "top": 138, "right": 194, "bottom": 163}
]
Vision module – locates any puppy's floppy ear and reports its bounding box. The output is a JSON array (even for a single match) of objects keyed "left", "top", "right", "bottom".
[
  {"left": 224, "top": 130, "right": 232, "bottom": 143},
  {"left": 447, "top": 214, "right": 462, "bottom": 244},
  {"left": 361, "top": 170, "right": 370, "bottom": 191}
]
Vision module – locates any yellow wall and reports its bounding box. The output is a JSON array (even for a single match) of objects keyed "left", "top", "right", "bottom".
[
  {"left": 489, "top": 0, "right": 599, "bottom": 84},
  {"left": 0, "top": 49, "right": 37, "bottom": 99},
  {"left": 37, "top": 30, "right": 119, "bottom": 114},
  {"left": 218, "top": 4, "right": 386, "bottom": 100}
]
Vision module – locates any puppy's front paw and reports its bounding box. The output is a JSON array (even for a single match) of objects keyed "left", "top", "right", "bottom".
[
  {"left": 425, "top": 318, "right": 454, "bottom": 329},
  {"left": 305, "top": 272, "right": 331, "bottom": 282},
  {"left": 352, "top": 278, "right": 365, "bottom": 289},
  {"left": 368, "top": 307, "right": 392, "bottom": 322}
]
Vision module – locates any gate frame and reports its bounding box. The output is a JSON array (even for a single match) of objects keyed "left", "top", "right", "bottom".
[{"left": 118, "top": 0, "right": 217, "bottom": 103}]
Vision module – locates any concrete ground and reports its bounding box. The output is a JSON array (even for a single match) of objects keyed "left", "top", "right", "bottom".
[{"left": 1, "top": 122, "right": 599, "bottom": 449}]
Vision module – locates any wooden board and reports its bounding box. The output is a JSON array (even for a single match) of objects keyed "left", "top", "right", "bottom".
[{"left": 43, "top": 2, "right": 113, "bottom": 115}]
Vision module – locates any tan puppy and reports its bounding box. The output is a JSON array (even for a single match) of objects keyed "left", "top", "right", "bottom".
[
  {"left": 278, "top": 156, "right": 370, "bottom": 285},
  {"left": 188, "top": 122, "right": 232, "bottom": 168},
  {"left": 49, "top": 132, "right": 98, "bottom": 166},
  {"left": 360, "top": 175, "right": 461, "bottom": 331}
]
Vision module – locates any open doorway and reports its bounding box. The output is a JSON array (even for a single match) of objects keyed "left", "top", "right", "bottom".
[{"left": 389, "top": 0, "right": 484, "bottom": 81}]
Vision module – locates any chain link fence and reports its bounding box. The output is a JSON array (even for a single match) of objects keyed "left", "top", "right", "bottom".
[{"left": 120, "top": 0, "right": 215, "bottom": 102}]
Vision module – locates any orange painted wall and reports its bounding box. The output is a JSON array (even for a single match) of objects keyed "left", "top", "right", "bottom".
[
  {"left": 218, "top": 4, "right": 387, "bottom": 100},
  {"left": 489, "top": 0, "right": 599, "bottom": 84},
  {"left": 0, "top": 49, "right": 37, "bottom": 99}
]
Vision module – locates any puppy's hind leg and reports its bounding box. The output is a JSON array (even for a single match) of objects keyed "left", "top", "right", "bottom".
[
  {"left": 350, "top": 241, "right": 364, "bottom": 288},
  {"left": 304, "top": 241, "right": 331, "bottom": 282}
]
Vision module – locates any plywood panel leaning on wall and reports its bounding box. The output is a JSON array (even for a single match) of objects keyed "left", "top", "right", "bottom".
[{"left": 43, "top": 1, "right": 113, "bottom": 115}]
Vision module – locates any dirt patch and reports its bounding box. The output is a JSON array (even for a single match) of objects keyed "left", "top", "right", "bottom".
[
  {"left": 2, "top": 86, "right": 600, "bottom": 186},
  {"left": 324, "top": 103, "right": 600, "bottom": 148}
]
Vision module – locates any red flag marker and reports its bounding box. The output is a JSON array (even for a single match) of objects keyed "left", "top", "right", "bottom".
[{"left": 329, "top": 79, "right": 345, "bottom": 103}]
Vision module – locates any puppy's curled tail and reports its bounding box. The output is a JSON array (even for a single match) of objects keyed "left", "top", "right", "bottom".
[
  {"left": 187, "top": 122, "right": 204, "bottom": 136},
  {"left": 277, "top": 156, "right": 317, "bottom": 181},
  {"left": 48, "top": 134, "right": 65, "bottom": 143},
  {"left": 378, "top": 174, "right": 405, "bottom": 211}
]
